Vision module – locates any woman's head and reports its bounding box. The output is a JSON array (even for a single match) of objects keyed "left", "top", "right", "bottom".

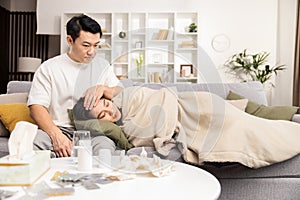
[{"left": 73, "top": 97, "right": 121, "bottom": 123}]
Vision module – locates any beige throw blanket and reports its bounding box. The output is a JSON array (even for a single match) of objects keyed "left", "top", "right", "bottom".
[
  {"left": 113, "top": 87, "right": 300, "bottom": 168},
  {"left": 113, "top": 86, "right": 179, "bottom": 155}
]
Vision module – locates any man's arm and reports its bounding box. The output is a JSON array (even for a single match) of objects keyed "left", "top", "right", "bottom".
[
  {"left": 29, "top": 104, "right": 72, "bottom": 157},
  {"left": 83, "top": 85, "right": 123, "bottom": 110}
]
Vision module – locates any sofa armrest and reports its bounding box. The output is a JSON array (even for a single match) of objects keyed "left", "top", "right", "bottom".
[{"left": 292, "top": 114, "right": 300, "bottom": 123}]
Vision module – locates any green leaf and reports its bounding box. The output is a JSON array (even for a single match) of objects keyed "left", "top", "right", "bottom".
[{"left": 224, "top": 49, "right": 286, "bottom": 84}]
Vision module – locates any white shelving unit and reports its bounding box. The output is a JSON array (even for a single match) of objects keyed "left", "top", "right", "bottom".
[{"left": 61, "top": 12, "right": 199, "bottom": 83}]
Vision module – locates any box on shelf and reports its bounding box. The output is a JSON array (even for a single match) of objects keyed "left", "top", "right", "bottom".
[
  {"left": 0, "top": 150, "right": 50, "bottom": 186},
  {"left": 181, "top": 40, "right": 195, "bottom": 48}
]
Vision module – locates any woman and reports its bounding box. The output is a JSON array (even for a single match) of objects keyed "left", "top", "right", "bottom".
[
  {"left": 73, "top": 97, "right": 122, "bottom": 123},
  {"left": 73, "top": 86, "right": 300, "bottom": 169}
]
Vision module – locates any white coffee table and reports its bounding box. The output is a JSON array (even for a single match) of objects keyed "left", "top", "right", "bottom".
[{"left": 1, "top": 157, "right": 221, "bottom": 200}]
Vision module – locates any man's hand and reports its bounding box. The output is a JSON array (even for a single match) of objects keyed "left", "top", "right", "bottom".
[
  {"left": 83, "top": 85, "right": 105, "bottom": 110},
  {"left": 50, "top": 132, "right": 72, "bottom": 157},
  {"left": 83, "top": 85, "right": 123, "bottom": 110},
  {"left": 29, "top": 104, "right": 73, "bottom": 158}
]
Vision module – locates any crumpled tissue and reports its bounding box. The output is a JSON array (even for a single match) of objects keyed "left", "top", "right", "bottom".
[{"left": 8, "top": 121, "right": 38, "bottom": 160}]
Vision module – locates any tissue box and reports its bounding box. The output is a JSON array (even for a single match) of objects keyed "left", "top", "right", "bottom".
[{"left": 0, "top": 150, "right": 50, "bottom": 186}]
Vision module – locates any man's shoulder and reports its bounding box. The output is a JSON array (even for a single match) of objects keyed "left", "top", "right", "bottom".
[{"left": 45, "top": 54, "right": 65, "bottom": 62}]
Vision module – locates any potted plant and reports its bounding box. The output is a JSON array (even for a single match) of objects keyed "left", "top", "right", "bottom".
[
  {"left": 225, "top": 49, "right": 285, "bottom": 84},
  {"left": 188, "top": 23, "right": 197, "bottom": 32}
]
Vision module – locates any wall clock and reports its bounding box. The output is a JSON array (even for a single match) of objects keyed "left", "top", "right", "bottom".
[{"left": 211, "top": 34, "right": 230, "bottom": 52}]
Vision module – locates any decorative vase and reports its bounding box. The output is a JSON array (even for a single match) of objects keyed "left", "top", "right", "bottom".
[
  {"left": 137, "top": 64, "right": 142, "bottom": 77},
  {"left": 119, "top": 31, "right": 126, "bottom": 39},
  {"left": 135, "top": 54, "right": 143, "bottom": 77}
]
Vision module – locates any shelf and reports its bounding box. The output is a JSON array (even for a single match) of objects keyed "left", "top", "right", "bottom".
[
  {"left": 177, "top": 32, "right": 198, "bottom": 36},
  {"left": 131, "top": 48, "right": 145, "bottom": 51},
  {"left": 147, "top": 63, "right": 174, "bottom": 65},
  {"left": 176, "top": 48, "right": 198, "bottom": 51},
  {"left": 176, "top": 77, "right": 198, "bottom": 83},
  {"left": 131, "top": 33, "right": 146, "bottom": 36},
  {"left": 148, "top": 40, "right": 174, "bottom": 43},
  {"left": 114, "top": 40, "right": 129, "bottom": 43},
  {"left": 131, "top": 77, "right": 146, "bottom": 80},
  {"left": 61, "top": 12, "right": 199, "bottom": 84},
  {"left": 177, "top": 77, "right": 197, "bottom": 80},
  {"left": 113, "top": 62, "right": 128, "bottom": 65}
]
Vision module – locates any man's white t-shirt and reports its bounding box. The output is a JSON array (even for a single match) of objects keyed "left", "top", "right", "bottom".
[{"left": 28, "top": 53, "right": 121, "bottom": 127}]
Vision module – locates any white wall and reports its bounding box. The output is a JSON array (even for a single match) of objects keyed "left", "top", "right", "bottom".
[
  {"left": 197, "top": 0, "right": 277, "bottom": 85},
  {"left": 31, "top": 0, "right": 298, "bottom": 105}
]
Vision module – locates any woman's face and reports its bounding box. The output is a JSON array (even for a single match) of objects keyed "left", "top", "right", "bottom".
[{"left": 88, "top": 99, "right": 121, "bottom": 122}]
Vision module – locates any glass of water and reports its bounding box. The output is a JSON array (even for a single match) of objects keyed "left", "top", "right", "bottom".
[{"left": 72, "top": 130, "right": 91, "bottom": 163}]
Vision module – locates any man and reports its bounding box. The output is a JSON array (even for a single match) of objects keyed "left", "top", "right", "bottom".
[{"left": 28, "top": 14, "right": 123, "bottom": 158}]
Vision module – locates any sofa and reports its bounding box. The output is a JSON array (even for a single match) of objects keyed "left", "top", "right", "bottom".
[{"left": 1, "top": 79, "right": 300, "bottom": 200}]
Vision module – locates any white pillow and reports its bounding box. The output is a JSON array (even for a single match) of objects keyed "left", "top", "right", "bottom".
[
  {"left": 226, "top": 99, "right": 249, "bottom": 111},
  {"left": 0, "top": 93, "right": 28, "bottom": 104}
]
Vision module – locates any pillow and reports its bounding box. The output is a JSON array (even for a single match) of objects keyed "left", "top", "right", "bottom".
[
  {"left": 226, "top": 99, "right": 249, "bottom": 111},
  {"left": 227, "top": 91, "right": 299, "bottom": 120},
  {"left": 74, "top": 119, "right": 133, "bottom": 150},
  {"left": 67, "top": 109, "right": 75, "bottom": 126},
  {"left": 0, "top": 103, "right": 36, "bottom": 132},
  {"left": 68, "top": 109, "right": 133, "bottom": 150},
  {"left": 0, "top": 93, "right": 28, "bottom": 104}
]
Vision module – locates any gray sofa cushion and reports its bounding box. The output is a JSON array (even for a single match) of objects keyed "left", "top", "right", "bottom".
[
  {"left": 0, "top": 137, "right": 8, "bottom": 157},
  {"left": 219, "top": 178, "right": 300, "bottom": 200},
  {"left": 200, "top": 153, "right": 300, "bottom": 179},
  {"left": 0, "top": 121, "right": 9, "bottom": 137},
  {"left": 6, "top": 80, "right": 267, "bottom": 105},
  {"left": 7, "top": 81, "right": 32, "bottom": 94},
  {"left": 134, "top": 81, "right": 268, "bottom": 105},
  {"left": 292, "top": 114, "right": 300, "bottom": 123}
]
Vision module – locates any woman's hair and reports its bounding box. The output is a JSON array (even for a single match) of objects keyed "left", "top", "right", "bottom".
[
  {"left": 72, "top": 97, "right": 94, "bottom": 120},
  {"left": 66, "top": 14, "right": 102, "bottom": 42}
]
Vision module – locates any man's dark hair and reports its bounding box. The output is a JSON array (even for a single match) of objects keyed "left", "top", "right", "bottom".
[
  {"left": 72, "top": 97, "right": 94, "bottom": 120},
  {"left": 66, "top": 14, "right": 102, "bottom": 42}
]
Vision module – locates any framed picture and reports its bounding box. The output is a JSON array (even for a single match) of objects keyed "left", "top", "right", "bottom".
[
  {"left": 135, "top": 41, "right": 143, "bottom": 49},
  {"left": 180, "top": 64, "right": 193, "bottom": 77}
]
